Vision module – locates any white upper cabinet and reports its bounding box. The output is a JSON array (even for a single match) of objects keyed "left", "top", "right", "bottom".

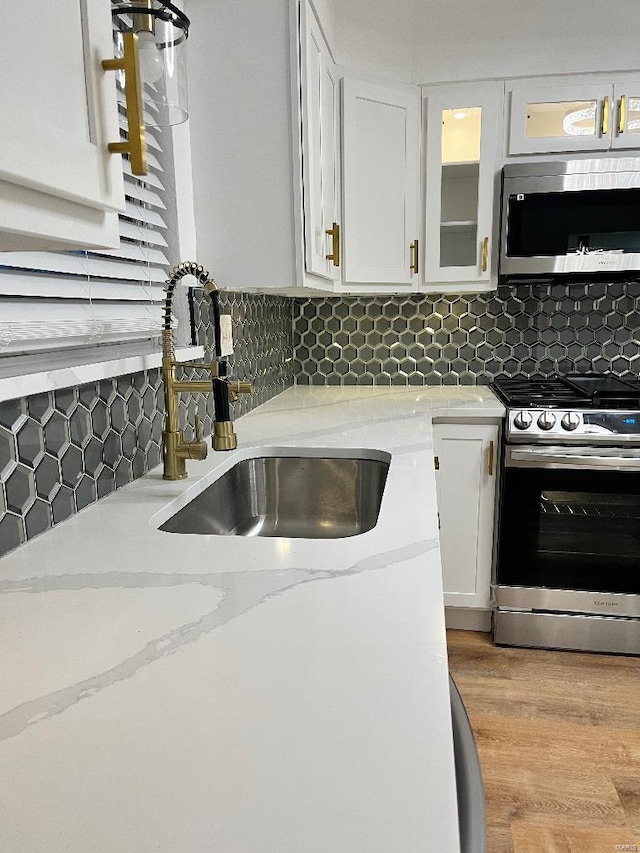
[
  {"left": 423, "top": 83, "right": 501, "bottom": 292},
  {"left": 0, "top": 0, "right": 124, "bottom": 250},
  {"left": 299, "top": 1, "right": 341, "bottom": 286},
  {"left": 188, "top": 0, "right": 342, "bottom": 292},
  {"left": 342, "top": 78, "right": 421, "bottom": 290},
  {"left": 189, "top": 0, "right": 423, "bottom": 294},
  {"left": 506, "top": 75, "right": 640, "bottom": 156}
]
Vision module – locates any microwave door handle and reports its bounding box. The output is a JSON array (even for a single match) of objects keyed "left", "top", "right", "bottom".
[{"left": 507, "top": 446, "right": 640, "bottom": 471}]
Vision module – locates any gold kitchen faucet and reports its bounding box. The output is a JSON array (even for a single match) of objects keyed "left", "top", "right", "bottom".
[{"left": 161, "top": 262, "right": 251, "bottom": 480}]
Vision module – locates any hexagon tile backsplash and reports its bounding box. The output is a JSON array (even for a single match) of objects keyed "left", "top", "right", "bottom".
[
  {"left": 3, "top": 279, "right": 640, "bottom": 557},
  {"left": 293, "top": 281, "right": 640, "bottom": 385},
  {"left": 0, "top": 291, "right": 294, "bottom": 559}
]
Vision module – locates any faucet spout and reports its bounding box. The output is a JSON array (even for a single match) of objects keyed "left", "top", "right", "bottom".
[{"left": 161, "top": 262, "right": 252, "bottom": 480}]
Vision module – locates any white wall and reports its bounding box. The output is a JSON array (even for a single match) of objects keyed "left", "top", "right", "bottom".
[
  {"left": 309, "top": 0, "right": 336, "bottom": 57},
  {"left": 335, "top": 0, "right": 640, "bottom": 84}
]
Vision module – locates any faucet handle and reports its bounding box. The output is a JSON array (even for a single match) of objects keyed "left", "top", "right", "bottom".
[
  {"left": 228, "top": 380, "right": 252, "bottom": 402},
  {"left": 194, "top": 415, "right": 203, "bottom": 443}
]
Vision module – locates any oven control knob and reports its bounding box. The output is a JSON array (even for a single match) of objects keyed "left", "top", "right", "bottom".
[
  {"left": 561, "top": 412, "right": 581, "bottom": 431},
  {"left": 537, "top": 411, "right": 556, "bottom": 431},
  {"left": 513, "top": 410, "right": 533, "bottom": 430}
]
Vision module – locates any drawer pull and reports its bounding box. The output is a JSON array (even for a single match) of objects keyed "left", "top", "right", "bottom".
[{"left": 488, "top": 440, "right": 495, "bottom": 476}]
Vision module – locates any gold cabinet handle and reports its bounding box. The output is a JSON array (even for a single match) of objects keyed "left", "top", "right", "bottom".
[
  {"left": 102, "top": 32, "right": 147, "bottom": 176},
  {"left": 434, "top": 455, "right": 439, "bottom": 471},
  {"left": 325, "top": 221, "right": 340, "bottom": 267},
  {"left": 619, "top": 95, "right": 627, "bottom": 134},
  {"left": 410, "top": 239, "right": 419, "bottom": 274},
  {"left": 481, "top": 236, "right": 489, "bottom": 273},
  {"left": 601, "top": 95, "right": 610, "bottom": 136},
  {"left": 487, "top": 440, "right": 495, "bottom": 476}
]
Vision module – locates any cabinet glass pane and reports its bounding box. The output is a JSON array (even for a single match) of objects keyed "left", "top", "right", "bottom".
[
  {"left": 525, "top": 100, "right": 598, "bottom": 139},
  {"left": 440, "top": 107, "right": 481, "bottom": 267},
  {"left": 622, "top": 96, "right": 640, "bottom": 136}
]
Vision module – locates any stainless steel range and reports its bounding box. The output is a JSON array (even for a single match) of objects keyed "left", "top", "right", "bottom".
[{"left": 491, "top": 373, "right": 640, "bottom": 655}]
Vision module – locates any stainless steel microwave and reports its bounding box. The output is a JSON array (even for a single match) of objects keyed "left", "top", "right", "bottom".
[{"left": 499, "top": 158, "right": 640, "bottom": 279}]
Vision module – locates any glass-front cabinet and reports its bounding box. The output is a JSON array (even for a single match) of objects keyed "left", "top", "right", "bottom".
[
  {"left": 423, "top": 83, "right": 501, "bottom": 290},
  {"left": 507, "top": 76, "right": 640, "bottom": 155}
]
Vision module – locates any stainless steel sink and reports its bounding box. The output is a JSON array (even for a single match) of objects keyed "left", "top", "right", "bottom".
[{"left": 158, "top": 451, "right": 390, "bottom": 538}]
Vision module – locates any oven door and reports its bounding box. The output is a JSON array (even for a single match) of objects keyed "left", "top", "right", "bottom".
[{"left": 496, "top": 445, "right": 640, "bottom": 612}]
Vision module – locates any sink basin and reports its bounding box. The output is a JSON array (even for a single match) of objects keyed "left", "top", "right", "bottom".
[{"left": 158, "top": 449, "right": 390, "bottom": 539}]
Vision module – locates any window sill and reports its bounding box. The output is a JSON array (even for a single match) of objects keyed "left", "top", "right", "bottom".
[{"left": 0, "top": 346, "right": 204, "bottom": 403}]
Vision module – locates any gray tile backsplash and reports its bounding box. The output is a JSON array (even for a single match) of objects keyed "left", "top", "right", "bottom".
[
  {"left": 3, "top": 278, "right": 640, "bottom": 559},
  {"left": 0, "top": 291, "right": 293, "bottom": 559},
  {"left": 293, "top": 281, "right": 640, "bottom": 385}
]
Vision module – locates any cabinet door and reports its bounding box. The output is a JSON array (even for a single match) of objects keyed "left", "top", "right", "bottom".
[
  {"left": 300, "top": 1, "right": 340, "bottom": 283},
  {"left": 433, "top": 422, "right": 499, "bottom": 609},
  {"left": 611, "top": 77, "right": 640, "bottom": 150},
  {"left": 0, "top": 181, "right": 120, "bottom": 252},
  {"left": 0, "top": 0, "right": 123, "bottom": 216},
  {"left": 507, "top": 82, "right": 613, "bottom": 155},
  {"left": 342, "top": 78, "right": 420, "bottom": 287},
  {"left": 423, "top": 84, "right": 500, "bottom": 288}
]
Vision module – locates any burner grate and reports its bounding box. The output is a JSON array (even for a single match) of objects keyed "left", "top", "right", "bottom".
[
  {"left": 492, "top": 374, "right": 640, "bottom": 409},
  {"left": 491, "top": 375, "right": 588, "bottom": 407}
]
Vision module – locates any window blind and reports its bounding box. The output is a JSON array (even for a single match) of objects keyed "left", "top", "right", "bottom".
[{"left": 0, "top": 83, "right": 171, "bottom": 361}]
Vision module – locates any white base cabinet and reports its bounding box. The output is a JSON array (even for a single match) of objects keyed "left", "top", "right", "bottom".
[{"left": 433, "top": 421, "right": 499, "bottom": 610}]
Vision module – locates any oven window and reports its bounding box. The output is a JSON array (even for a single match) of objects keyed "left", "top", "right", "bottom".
[
  {"left": 498, "top": 466, "right": 640, "bottom": 593},
  {"left": 506, "top": 187, "right": 640, "bottom": 257}
]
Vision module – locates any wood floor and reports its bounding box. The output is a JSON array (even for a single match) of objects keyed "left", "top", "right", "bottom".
[{"left": 446, "top": 630, "right": 640, "bottom": 853}]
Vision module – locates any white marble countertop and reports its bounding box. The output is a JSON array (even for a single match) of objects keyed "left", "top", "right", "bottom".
[{"left": 0, "top": 385, "right": 504, "bottom": 853}]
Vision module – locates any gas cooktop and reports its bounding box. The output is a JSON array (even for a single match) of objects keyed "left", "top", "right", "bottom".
[
  {"left": 492, "top": 373, "right": 640, "bottom": 409},
  {"left": 491, "top": 374, "right": 640, "bottom": 443}
]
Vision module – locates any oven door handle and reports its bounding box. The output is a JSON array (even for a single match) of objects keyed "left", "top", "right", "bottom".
[{"left": 506, "top": 445, "right": 640, "bottom": 471}]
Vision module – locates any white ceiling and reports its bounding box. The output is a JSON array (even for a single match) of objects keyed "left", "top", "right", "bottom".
[{"left": 333, "top": 0, "right": 640, "bottom": 84}]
